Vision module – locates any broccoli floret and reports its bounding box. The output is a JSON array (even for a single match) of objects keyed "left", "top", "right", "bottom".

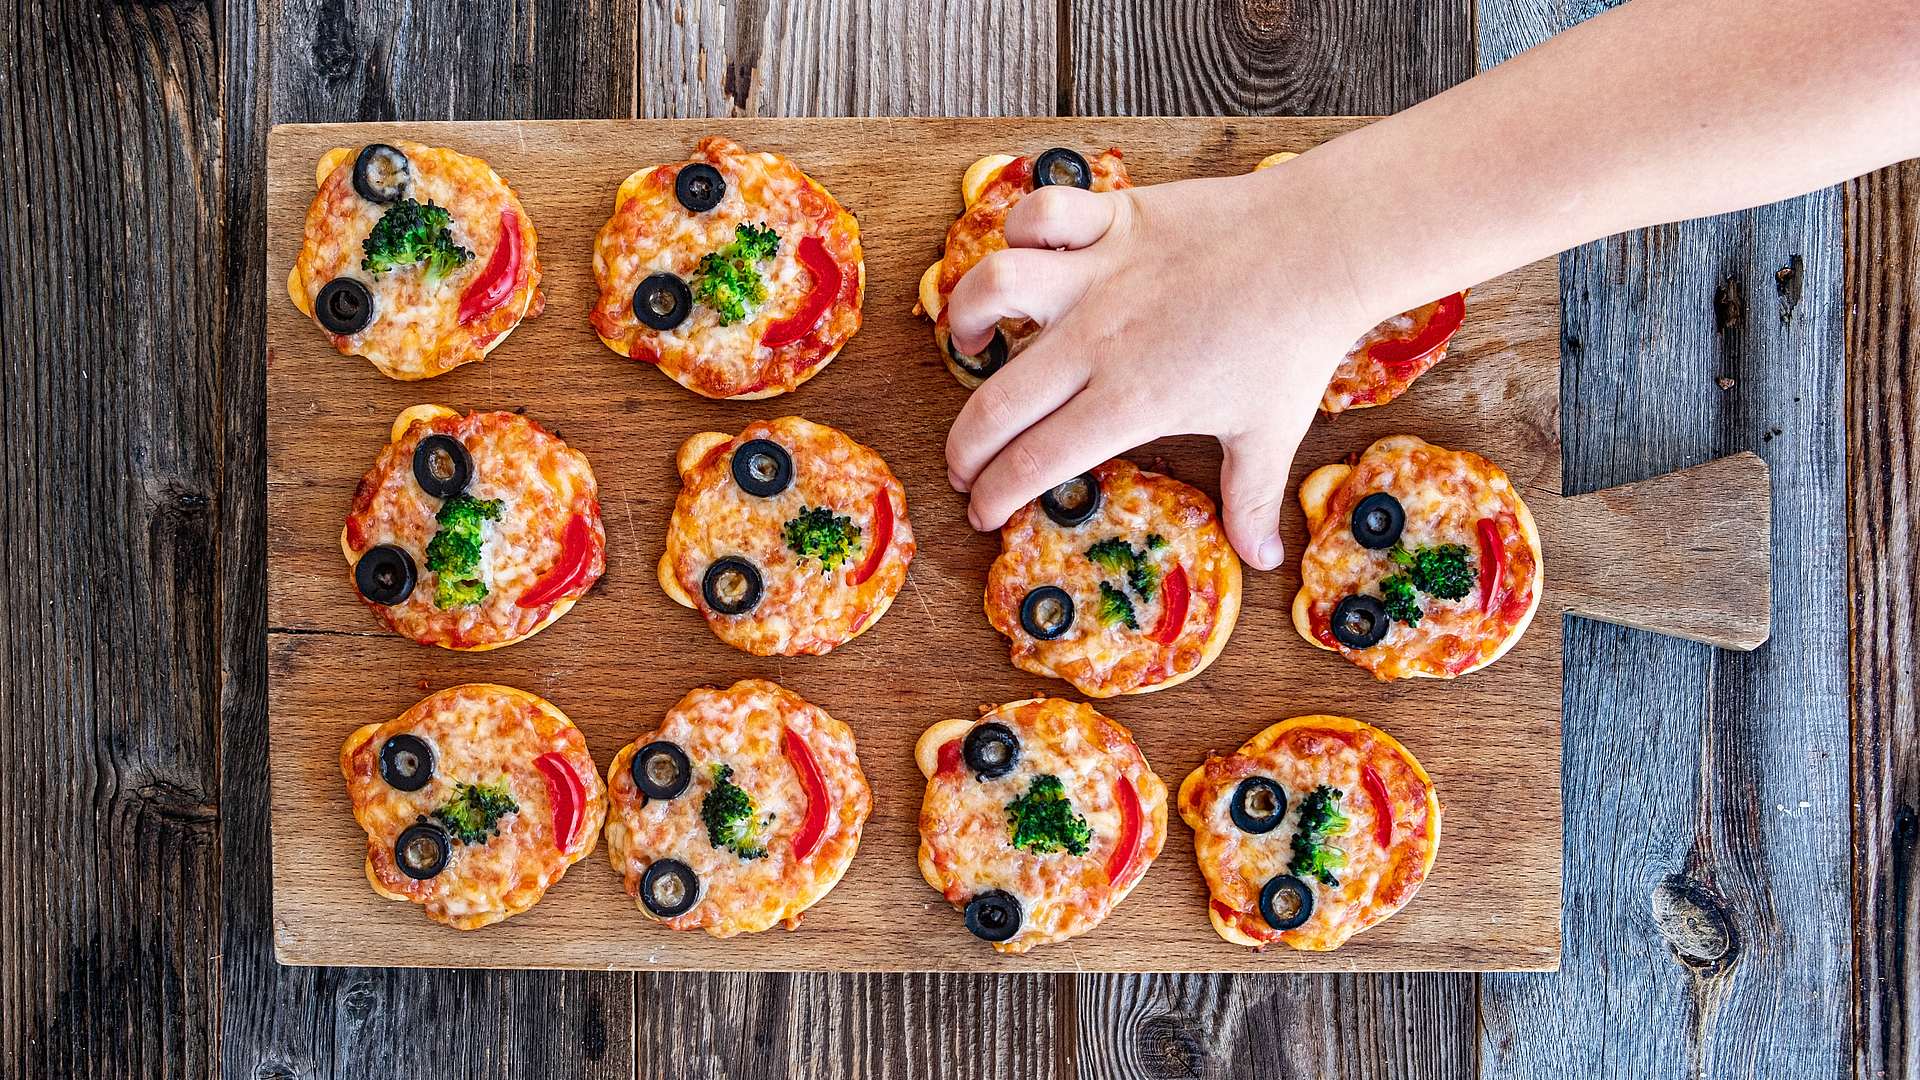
[
  {"left": 1096, "top": 581, "right": 1139, "bottom": 630},
  {"left": 1127, "top": 561, "right": 1160, "bottom": 601},
  {"left": 1086, "top": 537, "right": 1135, "bottom": 576},
  {"left": 1086, "top": 537, "right": 1160, "bottom": 600},
  {"left": 361, "top": 198, "right": 472, "bottom": 283},
  {"left": 1006, "top": 774, "right": 1092, "bottom": 855},
  {"left": 1389, "top": 542, "right": 1477, "bottom": 601},
  {"left": 783, "top": 505, "right": 862, "bottom": 572},
  {"left": 1145, "top": 534, "right": 1168, "bottom": 550},
  {"left": 700, "top": 764, "right": 769, "bottom": 860},
  {"left": 432, "top": 779, "right": 518, "bottom": 845},
  {"left": 1289, "top": 784, "right": 1352, "bottom": 886},
  {"left": 1380, "top": 574, "right": 1422, "bottom": 626},
  {"left": 691, "top": 223, "right": 780, "bottom": 325},
  {"left": 424, "top": 494, "right": 503, "bottom": 607}
]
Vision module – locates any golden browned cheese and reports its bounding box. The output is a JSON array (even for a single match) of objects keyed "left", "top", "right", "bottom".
[
  {"left": 916, "top": 698, "right": 1168, "bottom": 954},
  {"left": 1177, "top": 715, "right": 1441, "bottom": 952},
  {"left": 985, "top": 459, "right": 1242, "bottom": 696},
  {"left": 289, "top": 141, "right": 543, "bottom": 380},
  {"left": 590, "top": 136, "right": 864, "bottom": 399},
  {"left": 344, "top": 408, "right": 604, "bottom": 651},
  {"left": 659, "top": 417, "right": 914, "bottom": 656},
  {"left": 604, "top": 680, "right": 870, "bottom": 938},
  {"left": 341, "top": 684, "right": 607, "bottom": 930},
  {"left": 1293, "top": 434, "right": 1543, "bottom": 681}
]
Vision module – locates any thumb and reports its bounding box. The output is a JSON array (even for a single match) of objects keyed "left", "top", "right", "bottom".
[{"left": 1218, "top": 428, "right": 1303, "bottom": 571}]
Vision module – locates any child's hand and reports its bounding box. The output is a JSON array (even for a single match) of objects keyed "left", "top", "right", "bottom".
[{"left": 942, "top": 171, "right": 1379, "bottom": 571}]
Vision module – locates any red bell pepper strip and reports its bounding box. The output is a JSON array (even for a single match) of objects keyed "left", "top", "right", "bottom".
[
  {"left": 1149, "top": 565, "right": 1190, "bottom": 645},
  {"left": 936, "top": 739, "right": 964, "bottom": 778},
  {"left": 533, "top": 752, "right": 585, "bottom": 850},
  {"left": 1106, "top": 775, "right": 1144, "bottom": 884},
  {"left": 1369, "top": 292, "right": 1466, "bottom": 372},
  {"left": 761, "top": 235, "right": 843, "bottom": 348},
  {"left": 783, "top": 727, "right": 831, "bottom": 861},
  {"left": 458, "top": 209, "right": 523, "bottom": 325},
  {"left": 516, "top": 513, "right": 595, "bottom": 609},
  {"left": 1361, "top": 765, "right": 1394, "bottom": 849},
  {"left": 849, "top": 487, "right": 893, "bottom": 586},
  {"left": 1476, "top": 516, "right": 1509, "bottom": 616}
]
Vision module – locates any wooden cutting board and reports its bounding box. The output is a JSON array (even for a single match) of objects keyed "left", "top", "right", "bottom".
[{"left": 263, "top": 117, "right": 1769, "bottom": 973}]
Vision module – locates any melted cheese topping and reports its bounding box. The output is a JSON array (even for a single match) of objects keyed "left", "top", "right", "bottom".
[
  {"left": 986, "top": 459, "right": 1241, "bottom": 696},
  {"left": 289, "top": 141, "right": 543, "bottom": 381},
  {"left": 661, "top": 417, "right": 914, "bottom": 656},
  {"left": 1320, "top": 295, "right": 1466, "bottom": 413},
  {"left": 1177, "top": 715, "right": 1440, "bottom": 951},
  {"left": 1295, "top": 435, "right": 1541, "bottom": 681},
  {"left": 603, "top": 680, "right": 870, "bottom": 937},
  {"left": 344, "top": 410, "right": 605, "bottom": 651},
  {"left": 916, "top": 698, "right": 1168, "bottom": 954},
  {"left": 340, "top": 684, "right": 607, "bottom": 930},
  {"left": 590, "top": 136, "right": 864, "bottom": 399}
]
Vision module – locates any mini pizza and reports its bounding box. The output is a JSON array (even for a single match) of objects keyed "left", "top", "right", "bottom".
[
  {"left": 1292, "top": 434, "right": 1543, "bottom": 681},
  {"left": 915, "top": 147, "right": 1132, "bottom": 387},
  {"left": 986, "top": 459, "right": 1241, "bottom": 697},
  {"left": 590, "top": 136, "right": 864, "bottom": 399},
  {"left": 341, "top": 684, "right": 607, "bottom": 930},
  {"left": 604, "top": 680, "right": 871, "bottom": 937},
  {"left": 288, "top": 141, "right": 543, "bottom": 381},
  {"left": 658, "top": 416, "right": 914, "bottom": 656},
  {"left": 1251, "top": 152, "right": 1467, "bottom": 413},
  {"left": 914, "top": 697, "right": 1168, "bottom": 953},
  {"left": 343, "top": 404, "right": 606, "bottom": 651},
  {"left": 1178, "top": 714, "right": 1440, "bottom": 951}
]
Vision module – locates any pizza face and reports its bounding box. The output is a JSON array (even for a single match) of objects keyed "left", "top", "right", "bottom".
[
  {"left": 1321, "top": 292, "right": 1469, "bottom": 413},
  {"left": 603, "top": 680, "right": 871, "bottom": 938},
  {"left": 344, "top": 406, "right": 606, "bottom": 651},
  {"left": 917, "top": 149, "right": 1132, "bottom": 387},
  {"left": 590, "top": 136, "right": 864, "bottom": 399},
  {"left": 340, "top": 684, "right": 607, "bottom": 930},
  {"left": 659, "top": 416, "right": 914, "bottom": 656},
  {"left": 1177, "top": 715, "right": 1440, "bottom": 951},
  {"left": 986, "top": 459, "right": 1241, "bottom": 697},
  {"left": 288, "top": 141, "right": 544, "bottom": 381},
  {"left": 915, "top": 698, "right": 1168, "bottom": 953},
  {"left": 1292, "top": 435, "right": 1542, "bottom": 681}
]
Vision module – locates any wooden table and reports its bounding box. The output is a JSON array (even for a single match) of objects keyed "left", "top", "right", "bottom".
[{"left": 2, "top": 1, "right": 1908, "bottom": 1076}]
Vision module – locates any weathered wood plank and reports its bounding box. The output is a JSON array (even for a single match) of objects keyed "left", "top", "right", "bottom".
[
  {"left": 218, "top": 2, "right": 639, "bottom": 1078},
  {"left": 1846, "top": 159, "right": 1920, "bottom": 1080},
  {"left": 0, "top": 2, "right": 225, "bottom": 1077}
]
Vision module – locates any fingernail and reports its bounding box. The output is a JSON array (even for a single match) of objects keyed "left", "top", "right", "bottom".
[{"left": 1257, "top": 535, "right": 1284, "bottom": 570}]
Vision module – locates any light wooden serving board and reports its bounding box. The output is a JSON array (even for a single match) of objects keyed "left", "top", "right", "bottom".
[{"left": 264, "top": 118, "right": 1769, "bottom": 973}]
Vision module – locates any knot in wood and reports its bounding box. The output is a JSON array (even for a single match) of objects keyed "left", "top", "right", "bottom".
[
  {"left": 1650, "top": 875, "right": 1735, "bottom": 967},
  {"left": 1230, "top": 0, "right": 1293, "bottom": 50},
  {"left": 1133, "top": 1014, "right": 1204, "bottom": 1078}
]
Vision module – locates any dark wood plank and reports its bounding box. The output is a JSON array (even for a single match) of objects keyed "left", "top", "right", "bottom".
[
  {"left": 218, "top": 2, "right": 640, "bottom": 1078},
  {"left": 0, "top": 2, "right": 225, "bottom": 1076},
  {"left": 1846, "top": 159, "right": 1920, "bottom": 1080}
]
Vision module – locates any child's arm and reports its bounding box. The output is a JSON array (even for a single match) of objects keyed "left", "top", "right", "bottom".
[{"left": 943, "top": 0, "right": 1920, "bottom": 569}]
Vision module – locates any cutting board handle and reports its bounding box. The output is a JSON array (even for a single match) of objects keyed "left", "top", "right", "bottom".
[{"left": 1531, "top": 451, "right": 1771, "bottom": 650}]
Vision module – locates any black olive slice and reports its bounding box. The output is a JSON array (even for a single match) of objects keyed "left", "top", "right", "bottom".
[
  {"left": 632, "top": 741, "right": 692, "bottom": 801},
  {"left": 1259, "top": 874, "right": 1315, "bottom": 931},
  {"left": 379, "top": 734, "right": 435, "bottom": 792},
  {"left": 352, "top": 143, "right": 411, "bottom": 204},
  {"left": 730, "top": 439, "right": 794, "bottom": 498},
  {"left": 1039, "top": 473, "right": 1101, "bottom": 527},
  {"left": 962, "top": 723, "right": 1020, "bottom": 781},
  {"left": 412, "top": 434, "right": 472, "bottom": 499},
  {"left": 1330, "top": 594, "right": 1391, "bottom": 649},
  {"left": 1019, "top": 586, "right": 1074, "bottom": 640},
  {"left": 395, "top": 821, "right": 452, "bottom": 880},
  {"left": 674, "top": 163, "right": 726, "bottom": 213},
  {"left": 1229, "top": 777, "right": 1287, "bottom": 834},
  {"left": 641, "top": 859, "right": 700, "bottom": 918},
  {"left": 1350, "top": 492, "right": 1406, "bottom": 550},
  {"left": 964, "top": 890, "right": 1023, "bottom": 942},
  {"left": 315, "top": 277, "right": 375, "bottom": 335},
  {"left": 354, "top": 544, "right": 417, "bottom": 606},
  {"left": 1032, "top": 147, "right": 1093, "bottom": 191},
  {"left": 702, "top": 557, "right": 764, "bottom": 616},
  {"left": 634, "top": 272, "right": 693, "bottom": 331},
  {"left": 948, "top": 327, "right": 1009, "bottom": 380}
]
